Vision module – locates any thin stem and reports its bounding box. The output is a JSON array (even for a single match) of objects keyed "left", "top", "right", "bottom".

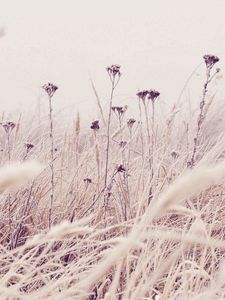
[
  {"left": 143, "top": 102, "right": 151, "bottom": 167},
  {"left": 119, "top": 118, "right": 129, "bottom": 221},
  {"left": 138, "top": 101, "right": 144, "bottom": 164},
  {"left": 104, "top": 78, "right": 115, "bottom": 189},
  {"left": 7, "top": 132, "right": 11, "bottom": 161},
  {"left": 151, "top": 101, "right": 155, "bottom": 175},
  {"left": 6, "top": 131, "right": 12, "bottom": 249},
  {"left": 48, "top": 95, "right": 54, "bottom": 228},
  {"left": 190, "top": 67, "right": 212, "bottom": 167}
]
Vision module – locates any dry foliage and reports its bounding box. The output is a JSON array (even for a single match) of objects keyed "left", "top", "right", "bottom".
[{"left": 0, "top": 57, "right": 225, "bottom": 299}]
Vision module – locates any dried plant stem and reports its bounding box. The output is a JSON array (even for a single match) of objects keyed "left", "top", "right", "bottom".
[
  {"left": 75, "top": 112, "right": 80, "bottom": 169},
  {"left": 127, "top": 129, "right": 132, "bottom": 173},
  {"left": 48, "top": 95, "right": 55, "bottom": 228},
  {"left": 7, "top": 194, "right": 13, "bottom": 249},
  {"left": 143, "top": 102, "right": 151, "bottom": 165},
  {"left": 75, "top": 112, "right": 80, "bottom": 197},
  {"left": 13, "top": 181, "right": 34, "bottom": 248},
  {"left": 95, "top": 136, "right": 100, "bottom": 192},
  {"left": 149, "top": 101, "right": 156, "bottom": 204},
  {"left": 6, "top": 131, "right": 12, "bottom": 249},
  {"left": 104, "top": 79, "right": 115, "bottom": 189},
  {"left": 119, "top": 119, "right": 129, "bottom": 221},
  {"left": 143, "top": 102, "right": 155, "bottom": 204},
  {"left": 150, "top": 101, "right": 156, "bottom": 184},
  {"left": 190, "top": 67, "right": 215, "bottom": 167},
  {"left": 138, "top": 101, "right": 144, "bottom": 164},
  {"left": 90, "top": 77, "right": 106, "bottom": 126},
  {"left": 103, "top": 67, "right": 121, "bottom": 224},
  {"left": 102, "top": 78, "right": 117, "bottom": 226},
  {"left": 6, "top": 131, "right": 11, "bottom": 161}
]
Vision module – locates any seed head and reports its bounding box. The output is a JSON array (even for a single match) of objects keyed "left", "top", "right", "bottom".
[
  {"left": 106, "top": 64, "right": 121, "bottom": 79},
  {"left": 112, "top": 105, "right": 127, "bottom": 119},
  {"left": 90, "top": 120, "right": 100, "bottom": 131},
  {"left": 1, "top": 121, "right": 16, "bottom": 134},
  {"left": 148, "top": 89, "right": 160, "bottom": 102},
  {"left": 117, "top": 164, "right": 126, "bottom": 173},
  {"left": 127, "top": 118, "right": 136, "bottom": 129},
  {"left": 203, "top": 54, "right": 219, "bottom": 69},
  {"left": 136, "top": 90, "right": 149, "bottom": 101},
  {"left": 42, "top": 82, "right": 58, "bottom": 97},
  {"left": 25, "top": 143, "right": 34, "bottom": 152},
  {"left": 137, "top": 89, "right": 160, "bottom": 103},
  {"left": 83, "top": 178, "right": 92, "bottom": 184},
  {"left": 119, "top": 141, "right": 127, "bottom": 148},
  {"left": 171, "top": 151, "right": 179, "bottom": 159}
]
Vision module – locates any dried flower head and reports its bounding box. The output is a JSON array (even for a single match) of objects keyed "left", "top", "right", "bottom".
[
  {"left": 112, "top": 105, "right": 127, "bottom": 119},
  {"left": 90, "top": 120, "right": 100, "bottom": 131},
  {"left": 136, "top": 90, "right": 149, "bottom": 101},
  {"left": 171, "top": 151, "right": 179, "bottom": 159},
  {"left": 106, "top": 64, "right": 121, "bottom": 79},
  {"left": 83, "top": 178, "right": 92, "bottom": 187},
  {"left": 117, "top": 164, "right": 126, "bottom": 173},
  {"left": 137, "top": 89, "right": 160, "bottom": 103},
  {"left": 1, "top": 121, "right": 16, "bottom": 134},
  {"left": 203, "top": 54, "right": 219, "bottom": 69},
  {"left": 148, "top": 89, "right": 160, "bottom": 102},
  {"left": 42, "top": 82, "right": 58, "bottom": 97},
  {"left": 119, "top": 141, "right": 127, "bottom": 148},
  {"left": 25, "top": 143, "right": 34, "bottom": 152},
  {"left": 127, "top": 118, "right": 136, "bottom": 128}
]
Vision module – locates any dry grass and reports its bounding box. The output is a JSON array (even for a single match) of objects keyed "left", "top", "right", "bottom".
[{"left": 0, "top": 58, "right": 225, "bottom": 299}]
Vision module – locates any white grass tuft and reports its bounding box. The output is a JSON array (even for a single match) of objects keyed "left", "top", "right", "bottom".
[{"left": 0, "top": 161, "right": 43, "bottom": 194}]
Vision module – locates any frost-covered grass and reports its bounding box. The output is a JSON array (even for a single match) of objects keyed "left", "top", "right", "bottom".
[{"left": 0, "top": 56, "right": 225, "bottom": 299}]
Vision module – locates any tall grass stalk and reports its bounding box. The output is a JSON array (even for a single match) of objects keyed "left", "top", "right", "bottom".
[
  {"left": 42, "top": 83, "right": 58, "bottom": 228},
  {"left": 190, "top": 55, "right": 220, "bottom": 167},
  {"left": 104, "top": 65, "right": 121, "bottom": 188}
]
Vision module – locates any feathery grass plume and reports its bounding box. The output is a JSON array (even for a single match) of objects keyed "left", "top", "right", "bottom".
[
  {"left": 153, "top": 161, "right": 225, "bottom": 216},
  {"left": 76, "top": 235, "right": 143, "bottom": 295},
  {"left": 46, "top": 220, "right": 93, "bottom": 239},
  {"left": 0, "top": 161, "right": 43, "bottom": 194}
]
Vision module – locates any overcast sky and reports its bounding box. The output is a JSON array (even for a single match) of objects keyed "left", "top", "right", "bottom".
[{"left": 1, "top": 0, "right": 225, "bottom": 118}]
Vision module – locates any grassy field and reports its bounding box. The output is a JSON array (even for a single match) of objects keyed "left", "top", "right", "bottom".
[{"left": 0, "top": 55, "right": 225, "bottom": 299}]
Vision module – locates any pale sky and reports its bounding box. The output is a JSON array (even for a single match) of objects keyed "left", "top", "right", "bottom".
[{"left": 1, "top": 0, "right": 225, "bottom": 118}]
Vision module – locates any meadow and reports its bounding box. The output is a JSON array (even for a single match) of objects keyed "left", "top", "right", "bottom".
[{"left": 0, "top": 55, "right": 225, "bottom": 299}]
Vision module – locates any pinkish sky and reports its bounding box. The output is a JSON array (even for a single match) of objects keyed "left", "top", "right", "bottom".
[{"left": 0, "top": 0, "right": 225, "bottom": 118}]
